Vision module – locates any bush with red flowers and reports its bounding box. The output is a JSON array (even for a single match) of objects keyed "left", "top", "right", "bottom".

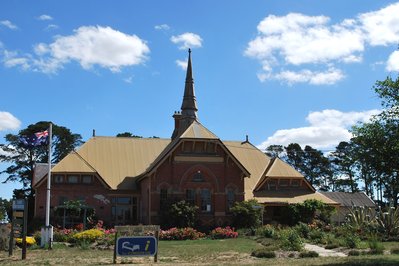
[
  {"left": 159, "top": 227, "right": 205, "bottom": 240},
  {"left": 210, "top": 226, "right": 238, "bottom": 239}
]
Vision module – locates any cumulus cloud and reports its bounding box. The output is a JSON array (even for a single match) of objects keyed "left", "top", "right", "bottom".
[
  {"left": 154, "top": 24, "right": 170, "bottom": 31},
  {"left": 246, "top": 2, "right": 399, "bottom": 85},
  {"left": 171, "top": 32, "right": 203, "bottom": 50},
  {"left": 0, "top": 111, "right": 21, "bottom": 131},
  {"left": 44, "top": 24, "right": 59, "bottom": 31},
  {"left": 386, "top": 50, "right": 399, "bottom": 72},
  {"left": 175, "top": 59, "right": 187, "bottom": 70},
  {"left": 257, "top": 109, "right": 380, "bottom": 150},
  {"left": 2, "top": 25, "right": 150, "bottom": 73},
  {"left": 359, "top": 2, "right": 399, "bottom": 46},
  {"left": 0, "top": 20, "right": 18, "bottom": 30},
  {"left": 274, "top": 68, "right": 344, "bottom": 85},
  {"left": 37, "top": 15, "right": 53, "bottom": 21}
]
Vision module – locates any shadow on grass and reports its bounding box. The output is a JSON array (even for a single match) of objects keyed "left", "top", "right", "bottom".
[{"left": 323, "top": 257, "right": 399, "bottom": 266}]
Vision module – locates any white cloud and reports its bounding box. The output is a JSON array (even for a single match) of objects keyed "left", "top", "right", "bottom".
[
  {"left": 0, "top": 20, "right": 18, "bottom": 30},
  {"left": 0, "top": 111, "right": 21, "bottom": 131},
  {"left": 170, "top": 32, "right": 203, "bottom": 50},
  {"left": 257, "top": 109, "right": 380, "bottom": 150},
  {"left": 386, "top": 50, "right": 399, "bottom": 72},
  {"left": 124, "top": 76, "right": 133, "bottom": 83},
  {"left": 37, "top": 15, "right": 53, "bottom": 21},
  {"left": 154, "top": 24, "right": 170, "bottom": 31},
  {"left": 3, "top": 50, "right": 30, "bottom": 70},
  {"left": 359, "top": 2, "right": 399, "bottom": 46},
  {"left": 2, "top": 25, "right": 150, "bottom": 74},
  {"left": 175, "top": 59, "right": 187, "bottom": 70},
  {"left": 274, "top": 68, "right": 345, "bottom": 85},
  {"left": 44, "top": 24, "right": 59, "bottom": 31},
  {"left": 245, "top": 2, "right": 399, "bottom": 85}
]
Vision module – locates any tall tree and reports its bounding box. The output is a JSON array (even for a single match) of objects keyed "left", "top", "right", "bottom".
[
  {"left": 330, "top": 141, "right": 358, "bottom": 192},
  {"left": 0, "top": 121, "right": 82, "bottom": 221},
  {"left": 265, "top": 144, "right": 284, "bottom": 158},
  {"left": 285, "top": 143, "right": 304, "bottom": 171},
  {"left": 116, "top": 132, "right": 143, "bottom": 138}
]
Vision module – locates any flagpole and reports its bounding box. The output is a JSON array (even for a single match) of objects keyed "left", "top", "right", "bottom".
[{"left": 44, "top": 122, "right": 52, "bottom": 247}]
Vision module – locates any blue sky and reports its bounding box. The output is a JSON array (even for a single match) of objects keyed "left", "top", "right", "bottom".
[{"left": 1, "top": 0, "right": 399, "bottom": 199}]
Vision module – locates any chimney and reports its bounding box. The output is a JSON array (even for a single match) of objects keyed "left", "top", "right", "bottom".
[
  {"left": 92, "top": 129, "right": 96, "bottom": 137},
  {"left": 171, "top": 111, "right": 182, "bottom": 139}
]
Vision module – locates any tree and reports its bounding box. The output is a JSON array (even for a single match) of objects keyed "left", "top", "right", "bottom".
[
  {"left": 265, "top": 145, "right": 284, "bottom": 158},
  {"left": 285, "top": 143, "right": 304, "bottom": 171},
  {"left": 0, "top": 121, "right": 83, "bottom": 221},
  {"left": 230, "top": 199, "right": 262, "bottom": 229},
  {"left": 116, "top": 132, "right": 143, "bottom": 138},
  {"left": 330, "top": 141, "right": 358, "bottom": 192},
  {"left": 0, "top": 197, "right": 11, "bottom": 222}
]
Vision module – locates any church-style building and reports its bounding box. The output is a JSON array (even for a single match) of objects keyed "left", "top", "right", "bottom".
[{"left": 33, "top": 50, "right": 337, "bottom": 227}]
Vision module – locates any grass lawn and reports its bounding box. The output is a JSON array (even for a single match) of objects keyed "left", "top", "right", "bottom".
[{"left": 1, "top": 238, "right": 399, "bottom": 265}]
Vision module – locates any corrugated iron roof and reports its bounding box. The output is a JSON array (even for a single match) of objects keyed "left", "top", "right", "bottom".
[
  {"left": 320, "top": 192, "right": 375, "bottom": 207},
  {"left": 223, "top": 141, "right": 270, "bottom": 200},
  {"left": 255, "top": 190, "right": 339, "bottom": 205},
  {"left": 180, "top": 121, "right": 218, "bottom": 139},
  {"left": 266, "top": 158, "right": 304, "bottom": 178},
  {"left": 50, "top": 137, "right": 170, "bottom": 189}
]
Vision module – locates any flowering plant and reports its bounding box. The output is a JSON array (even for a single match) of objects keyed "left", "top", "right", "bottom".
[
  {"left": 159, "top": 227, "right": 205, "bottom": 240},
  {"left": 210, "top": 226, "right": 238, "bottom": 239}
]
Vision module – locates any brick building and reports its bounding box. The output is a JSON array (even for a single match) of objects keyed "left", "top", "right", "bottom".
[{"left": 33, "top": 50, "right": 337, "bottom": 227}]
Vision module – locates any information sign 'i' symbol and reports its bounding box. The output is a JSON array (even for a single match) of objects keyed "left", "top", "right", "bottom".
[{"left": 145, "top": 240, "right": 150, "bottom": 251}]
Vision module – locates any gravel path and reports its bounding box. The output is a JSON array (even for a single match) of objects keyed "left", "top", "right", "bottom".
[{"left": 304, "top": 243, "right": 347, "bottom": 257}]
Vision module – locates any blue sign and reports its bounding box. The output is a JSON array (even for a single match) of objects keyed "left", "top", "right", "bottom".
[{"left": 116, "top": 236, "right": 157, "bottom": 257}]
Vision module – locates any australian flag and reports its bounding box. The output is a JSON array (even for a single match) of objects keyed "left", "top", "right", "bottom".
[{"left": 19, "top": 130, "right": 49, "bottom": 147}]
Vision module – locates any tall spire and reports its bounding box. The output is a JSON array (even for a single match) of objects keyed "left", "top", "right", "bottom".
[
  {"left": 171, "top": 49, "right": 199, "bottom": 139},
  {"left": 181, "top": 48, "right": 198, "bottom": 119}
]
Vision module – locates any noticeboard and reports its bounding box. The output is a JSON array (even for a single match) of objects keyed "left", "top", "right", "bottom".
[{"left": 116, "top": 236, "right": 157, "bottom": 257}]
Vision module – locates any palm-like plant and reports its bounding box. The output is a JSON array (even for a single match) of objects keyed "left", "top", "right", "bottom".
[{"left": 376, "top": 207, "right": 399, "bottom": 238}]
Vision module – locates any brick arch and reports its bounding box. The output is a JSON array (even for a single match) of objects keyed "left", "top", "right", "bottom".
[
  {"left": 179, "top": 164, "right": 220, "bottom": 192},
  {"left": 225, "top": 183, "right": 239, "bottom": 193},
  {"left": 156, "top": 182, "right": 172, "bottom": 193}
]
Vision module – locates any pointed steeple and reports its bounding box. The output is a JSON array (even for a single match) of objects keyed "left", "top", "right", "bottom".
[
  {"left": 171, "top": 49, "right": 199, "bottom": 139},
  {"left": 181, "top": 48, "right": 198, "bottom": 119}
]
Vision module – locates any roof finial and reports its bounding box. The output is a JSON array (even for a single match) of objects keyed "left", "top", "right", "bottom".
[{"left": 188, "top": 48, "right": 191, "bottom": 54}]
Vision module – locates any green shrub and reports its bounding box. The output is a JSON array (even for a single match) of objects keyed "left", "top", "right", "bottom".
[
  {"left": 230, "top": 200, "right": 262, "bottom": 229},
  {"left": 368, "top": 238, "right": 385, "bottom": 254},
  {"left": 348, "top": 250, "right": 360, "bottom": 256},
  {"left": 160, "top": 200, "right": 199, "bottom": 228},
  {"left": 376, "top": 207, "right": 399, "bottom": 239},
  {"left": 299, "top": 251, "right": 319, "bottom": 258},
  {"left": 343, "top": 234, "right": 361, "bottom": 248},
  {"left": 325, "top": 243, "right": 339, "bottom": 249},
  {"left": 256, "top": 224, "right": 275, "bottom": 238},
  {"left": 279, "top": 229, "right": 303, "bottom": 251},
  {"left": 294, "top": 222, "right": 310, "bottom": 238},
  {"left": 251, "top": 249, "right": 276, "bottom": 258},
  {"left": 278, "top": 200, "right": 334, "bottom": 226},
  {"left": 390, "top": 247, "right": 399, "bottom": 254},
  {"left": 308, "top": 229, "right": 327, "bottom": 244}
]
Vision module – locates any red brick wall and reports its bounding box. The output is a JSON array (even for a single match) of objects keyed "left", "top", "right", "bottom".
[{"left": 145, "top": 140, "right": 245, "bottom": 226}]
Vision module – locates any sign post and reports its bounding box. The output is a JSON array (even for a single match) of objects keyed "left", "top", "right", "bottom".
[
  {"left": 113, "top": 225, "right": 159, "bottom": 264},
  {"left": 10, "top": 199, "right": 28, "bottom": 259}
]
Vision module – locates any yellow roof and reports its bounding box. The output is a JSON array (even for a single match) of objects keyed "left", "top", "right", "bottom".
[
  {"left": 254, "top": 191, "right": 339, "bottom": 205},
  {"left": 52, "top": 137, "right": 170, "bottom": 189},
  {"left": 223, "top": 141, "right": 271, "bottom": 200},
  {"left": 266, "top": 158, "right": 304, "bottom": 178},
  {"left": 51, "top": 152, "right": 96, "bottom": 173},
  {"left": 180, "top": 121, "right": 219, "bottom": 139}
]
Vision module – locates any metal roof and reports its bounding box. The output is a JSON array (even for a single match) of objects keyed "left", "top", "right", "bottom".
[
  {"left": 254, "top": 190, "right": 339, "bottom": 205},
  {"left": 320, "top": 192, "right": 375, "bottom": 207}
]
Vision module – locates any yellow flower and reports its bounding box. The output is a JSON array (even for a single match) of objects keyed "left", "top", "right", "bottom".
[{"left": 15, "top": 236, "right": 36, "bottom": 245}]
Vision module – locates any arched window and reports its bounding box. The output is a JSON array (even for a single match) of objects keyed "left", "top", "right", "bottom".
[{"left": 227, "top": 189, "right": 235, "bottom": 210}]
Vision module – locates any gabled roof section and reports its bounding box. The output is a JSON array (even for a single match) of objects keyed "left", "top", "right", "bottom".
[
  {"left": 50, "top": 137, "right": 170, "bottom": 189},
  {"left": 52, "top": 152, "right": 96, "bottom": 173},
  {"left": 254, "top": 157, "right": 315, "bottom": 192},
  {"left": 266, "top": 158, "right": 304, "bottom": 178},
  {"left": 223, "top": 141, "right": 271, "bottom": 200},
  {"left": 180, "top": 121, "right": 218, "bottom": 139},
  {"left": 320, "top": 192, "right": 375, "bottom": 207}
]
